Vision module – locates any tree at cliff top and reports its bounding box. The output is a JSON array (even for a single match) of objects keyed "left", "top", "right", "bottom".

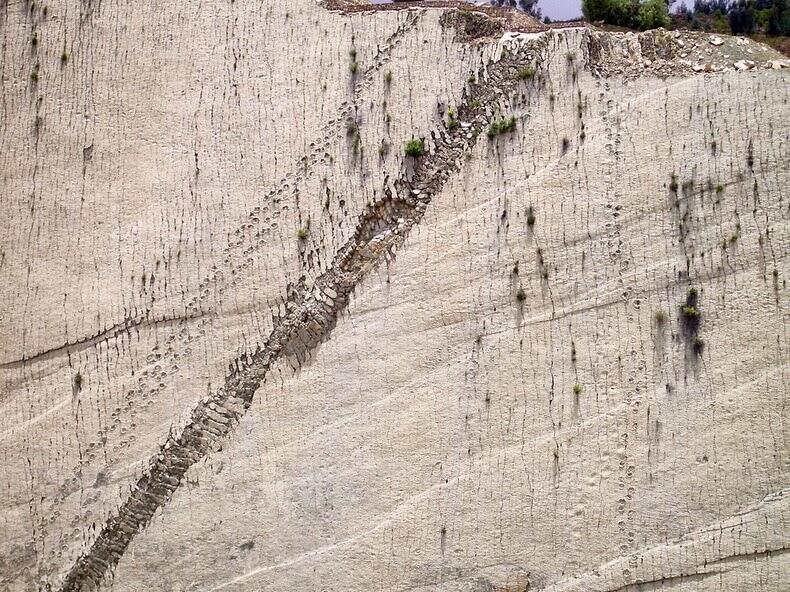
[
  {"left": 582, "top": 0, "right": 672, "bottom": 30},
  {"left": 674, "top": 1, "right": 790, "bottom": 36},
  {"left": 768, "top": 0, "right": 790, "bottom": 34}
]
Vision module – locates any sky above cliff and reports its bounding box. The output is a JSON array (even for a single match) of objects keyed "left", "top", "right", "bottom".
[{"left": 538, "top": 0, "right": 582, "bottom": 20}]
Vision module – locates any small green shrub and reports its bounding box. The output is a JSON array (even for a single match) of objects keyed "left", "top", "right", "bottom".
[
  {"left": 573, "top": 383, "right": 582, "bottom": 396},
  {"left": 446, "top": 108, "right": 459, "bottom": 131},
  {"left": 384, "top": 70, "right": 393, "bottom": 84},
  {"left": 681, "top": 305, "right": 699, "bottom": 318},
  {"left": 654, "top": 310, "right": 667, "bottom": 325},
  {"left": 566, "top": 51, "right": 576, "bottom": 62},
  {"left": 404, "top": 138, "right": 425, "bottom": 158},
  {"left": 516, "top": 288, "right": 526, "bottom": 302},
  {"left": 297, "top": 227, "right": 309, "bottom": 240},
  {"left": 487, "top": 116, "right": 517, "bottom": 139},
  {"left": 74, "top": 371, "right": 82, "bottom": 390},
  {"left": 61, "top": 51, "right": 68, "bottom": 64},
  {"left": 349, "top": 62, "right": 358, "bottom": 75},
  {"left": 526, "top": 206, "right": 536, "bottom": 227},
  {"left": 517, "top": 66, "right": 535, "bottom": 80},
  {"left": 716, "top": 184, "right": 724, "bottom": 194},
  {"left": 680, "top": 287, "right": 701, "bottom": 336}
]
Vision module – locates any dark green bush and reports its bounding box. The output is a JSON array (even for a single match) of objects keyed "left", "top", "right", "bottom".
[{"left": 404, "top": 138, "right": 425, "bottom": 157}]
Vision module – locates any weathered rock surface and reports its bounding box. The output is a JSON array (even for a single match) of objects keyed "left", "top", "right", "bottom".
[{"left": 0, "top": 1, "right": 788, "bottom": 591}]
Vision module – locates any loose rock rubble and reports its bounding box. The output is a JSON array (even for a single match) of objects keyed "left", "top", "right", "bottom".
[{"left": 588, "top": 28, "right": 788, "bottom": 78}]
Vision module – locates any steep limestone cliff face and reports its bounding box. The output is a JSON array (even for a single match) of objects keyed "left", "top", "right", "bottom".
[{"left": 0, "top": 1, "right": 788, "bottom": 591}]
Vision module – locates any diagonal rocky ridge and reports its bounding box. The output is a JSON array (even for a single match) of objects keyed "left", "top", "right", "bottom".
[
  {"left": 21, "top": 12, "right": 426, "bottom": 557},
  {"left": 57, "top": 29, "right": 550, "bottom": 592}
]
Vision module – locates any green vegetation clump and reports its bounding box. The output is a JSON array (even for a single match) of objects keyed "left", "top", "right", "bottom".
[
  {"left": 517, "top": 65, "right": 536, "bottom": 80},
  {"left": 516, "top": 288, "right": 526, "bottom": 302},
  {"left": 61, "top": 51, "right": 69, "bottom": 64},
  {"left": 384, "top": 70, "right": 392, "bottom": 84},
  {"left": 582, "top": 0, "right": 669, "bottom": 31},
  {"left": 297, "top": 227, "right": 309, "bottom": 240},
  {"left": 446, "top": 108, "right": 459, "bottom": 131},
  {"left": 573, "top": 383, "right": 583, "bottom": 396},
  {"left": 404, "top": 138, "right": 425, "bottom": 157},
  {"left": 74, "top": 371, "right": 82, "bottom": 390},
  {"left": 654, "top": 309, "right": 667, "bottom": 325},
  {"left": 681, "top": 305, "right": 699, "bottom": 318},
  {"left": 349, "top": 61, "right": 358, "bottom": 75},
  {"left": 487, "top": 116, "right": 517, "bottom": 139},
  {"left": 680, "top": 287, "right": 702, "bottom": 342},
  {"left": 526, "top": 206, "right": 536, "bottom": 227}
]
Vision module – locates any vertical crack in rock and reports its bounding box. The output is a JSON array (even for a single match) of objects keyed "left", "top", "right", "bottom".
[{"left": 58, "top": 33, "right": 549, "bottom": 592}]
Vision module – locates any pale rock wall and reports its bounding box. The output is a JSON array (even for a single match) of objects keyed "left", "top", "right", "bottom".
[{"left": 0, "top": 1, "right": 788, "bottom": 591}]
